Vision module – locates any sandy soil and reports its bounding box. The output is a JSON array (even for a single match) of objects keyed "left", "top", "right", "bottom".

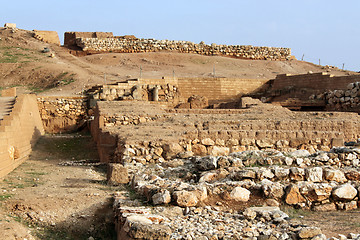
[{"left": 0, "top": 134, "right": 118, "bottom": 240}]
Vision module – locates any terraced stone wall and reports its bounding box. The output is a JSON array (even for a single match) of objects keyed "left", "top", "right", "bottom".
[
  {"left": 37, "top": 96, "right": 89, "bottom": 133},
  {"left": 75, "top": 37, "right": 292, "bottom": 60}
]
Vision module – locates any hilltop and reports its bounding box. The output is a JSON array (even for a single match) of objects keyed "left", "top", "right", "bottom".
[{"left": 0, "top": 27, "right": 356, "bottom": 96}]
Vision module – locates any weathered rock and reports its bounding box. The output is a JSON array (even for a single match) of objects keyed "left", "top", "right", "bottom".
[
  {"left": 306, "top": 183, "right": 332, "bottom": 202},
  {"left": 191, "top": 144, "right": 207, "bottom": 156},
  {"left": 231, "top": 169, "right": 256, "bottom": 180},
  {"left": 332, "top": 184, "right": 357, "bottom": 201},
  {"left": 289, "top": 149, "right": 310, "bottom": 158},
  {"left": 298, "top": 227, "right": 322, "bottom": 239},
  {"left": 285, "top": 184, "right": 306, "bottom": 205},
  {"left": 107, "top": 164, "right": 129, "bottom": 184},
  {"left": 201, "top": 138, "right": 215, "bottom": 146},
  {"left": 324, "top": 168, "right": 347, "bottom": 183},
  {"left": 173, "top": 190, "right": 198, "bottom": 207},
  {"left": 273, "top": 167, "right": 290, "bottom": 179},
  {"left": 290, "top": 167, "right": 305, "bottom": 181},
  {"left": 162, "top": 143, "right": 183, "bottom": 159},
  {"left": 305, "top": 167, "right": 323, "bottom": 182},
  {"left": 261, "top": 180, "right": 284, "bottom": 200},
  {"left": 312, "top": 203, "right": 337, "bottom": 211},
  {"left": 243, "top": 208, "right": 256, "bottom": 220},
  {"left": 152, "top": 190, "right": 171, "bottom": 205},
  {"left": 345, "top": 170, "right": 360, "bottom": 181},
  {"left": 229, "top": 187, "right": 251, "bottom": 202},
  {"left": 344, "top": 200, "right": 358, "bottom": 210},
  {"left": 122, "top": 215, "right": 172, "bottom": 240},
  {"left": 208, "top": 146, "right": 230, "bottom": 156},
  {"left": 257, "top": 168, "right": 275, "bottom": 180},
  {"left": 256, "top": 139, "right": 273, "bottom": 148},
  {"left": 199, "top": 172, "right": 218, "bottom": 183},
  {"left": 195, "top": 156, "right": 218, "bottom": 171}
]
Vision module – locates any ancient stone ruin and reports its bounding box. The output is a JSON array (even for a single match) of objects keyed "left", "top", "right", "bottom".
[{"left": 2, "top": 26, "right": 360, "bottom": 239}]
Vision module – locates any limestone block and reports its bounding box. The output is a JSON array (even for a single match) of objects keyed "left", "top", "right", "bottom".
[
  {"left": 4, "top": 23, "right": 16, "bottom": 28},
  {"left": 152, "top": 190, "right": 171, "bottom": 205},
  {"left": 229, "top": 187, "right": 250, "bottom": 202},
  {"left": 298, "top": 227, "right": 322, "bottom": 239},
  {"left": 107, "top": 163, "right": 129, "bottom": 184},
  {"left": 332, "top": 184, "right": 357, "bottom": 201},
  {"left": 173, "top": 190, "right": 198, "bottom": 207},
  {"left": 285, "top": 184, "right": 306, "bottom": 205},
  {"left": 305, "top": 167, "right": 323, "bottom": 182}
]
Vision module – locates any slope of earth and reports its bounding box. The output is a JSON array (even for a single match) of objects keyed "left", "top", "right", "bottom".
[
  {"left": 0, "top": 134, "right": 119, "bottom": 240},
  {"left": 1, "top": 27, "right": 357, "bottom": 96}
]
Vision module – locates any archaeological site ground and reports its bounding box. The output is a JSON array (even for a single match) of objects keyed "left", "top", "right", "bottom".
[{"left": 1, "top": 24, "right": 360, "bottom": 240}]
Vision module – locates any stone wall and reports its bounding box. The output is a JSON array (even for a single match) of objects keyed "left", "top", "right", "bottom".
[
  {"left": 90, "top": 82, "right": 179, "bottom": 103},
  {"left": 271, "top": 72, "right": 360, "bottom": 95},
  {"left": 266, "top": 72, "right": 360, "bottom": 110},
  {"left": 33, "top": 30, "right": 60, "bottom": 45},
  {"left": 37, "top": 96, "right": 89, "bottom": 133},
  {"left": 91, "top": 101, "right": 360, "bottom": 164},
  {"left": 75, "top": 37, "right": 292, "bottom": 60},
  {"left": 88, "top": 77, "right": 268, "bottom": 105},
  {"left": 324, "top": 82, "right": 360, "bottom": 112},
  {"left": 64, "top": 32, "right": 113, "bottom": 48},
  {"left": 0, "top": 94, "right": 44, "bottom": 178}
]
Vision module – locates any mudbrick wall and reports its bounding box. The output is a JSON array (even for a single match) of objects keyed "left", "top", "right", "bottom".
[
  {"left": 33, "top": 30, "right": 60, "bottom": 45},
  {"left": 0, "top": 95, "right": 44, "bottom": 178},
  {"left": 272, "top": 72, "right": 360, "bottom": 91},
  {"left": 74, "top": 36, "right": 292, "bottom": 60},
  {"left": 88, "top": 77, "right": 268, "bottom": 105},
  {"left": 37, "top": 96, "right": 89, "bottom": 133}
]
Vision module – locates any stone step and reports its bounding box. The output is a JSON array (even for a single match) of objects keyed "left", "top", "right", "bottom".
[{"left": 0, "top": 97, "right": 16, "bottom": 121}]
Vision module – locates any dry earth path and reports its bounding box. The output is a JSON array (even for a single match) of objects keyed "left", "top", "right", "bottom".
[{"left": 0, "top": 133, "right": 120, "bottom": 240}]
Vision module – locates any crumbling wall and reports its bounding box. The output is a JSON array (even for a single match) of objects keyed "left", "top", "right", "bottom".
[
  {"left": 0, "top": 95, "right": 44, "bottom": 178},
  {"left": 324, "top": 82, "right": 360, "bottom": 112},
  {"left": 33, "top": 30, "right": 60, "bottom": 45},
  {"left": 272, "top": 72, "right": 360, "bottom": 93},
  {"left": 37, "top": 96, "right": 89, "bottom": 133},
  {"left": 91, "top": 101, "right": 360, "bottom": 163},
  {"left": 75, "top": 37, "right": 291, "bottom": 60},
  {"left": 64, "top": 32, "right": 113, "bottom": 48}
]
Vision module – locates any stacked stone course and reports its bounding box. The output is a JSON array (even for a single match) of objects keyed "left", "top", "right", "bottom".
[
  {"left": 324, "top": 82, "right": 360, "bottom": 112},
  {"left": 37, "top": 97, "right": 89, "bottom": 133},
  {"left": 75, "top": 37, "right": 291, "bottom": 60}
]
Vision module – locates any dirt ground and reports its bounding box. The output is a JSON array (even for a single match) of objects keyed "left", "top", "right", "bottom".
[
  {"left": 0, "top": 134, "right": 120, "bottom": 240},
  {"left": 0, "top": 27, "right": 357, "bottom": 96}
]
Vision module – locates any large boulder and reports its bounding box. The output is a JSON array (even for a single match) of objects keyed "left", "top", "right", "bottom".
[
  {"left": 208, "top": 146, "right": 230, "bottom": 156},
  {"left": 324, "top": 168, "right": 347, "bottom": 183},
  {"left": 285, "top": 184, "right": 306, "bottom": 205},
  {"left": 121, "top": 215, "right": 172, "bottom": 240},
  {"left": 298, "top": 227, "right": 322, "bottom": 239},
  {"left": 188, "top": 95, "right": 208, "bottom": 109},
  {"left": 305, "top": 167, "right": 323, "bottom": 182},
  {"left": 332, "top": 184, "right": 357, "bottom": 201},
  {"left": 107, "top": 164, "right": 129, "bottom": 184},
  {"left": 195, "top": 156, "right": 218, "bottom": 171},
  {"left": 173, "top": 190, "right": 198, "bottom": 207},
  {"left": 229, "top": 187, "right": 251, "bottom": 202},
  {"left": 152, "top": 190, "right": 171, "bottom": 205},
  {"left": 162, "top": 143, "right": 183, "bottom": 159}
]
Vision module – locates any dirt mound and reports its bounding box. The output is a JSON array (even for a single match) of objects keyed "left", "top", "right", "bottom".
[{"left": 0, "top": 27, "right": 356, "bottom": 96}]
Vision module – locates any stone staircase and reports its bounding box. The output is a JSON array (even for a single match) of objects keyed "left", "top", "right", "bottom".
[{"left": 0, "top": 97, "right": 16, "bottom": 121}]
